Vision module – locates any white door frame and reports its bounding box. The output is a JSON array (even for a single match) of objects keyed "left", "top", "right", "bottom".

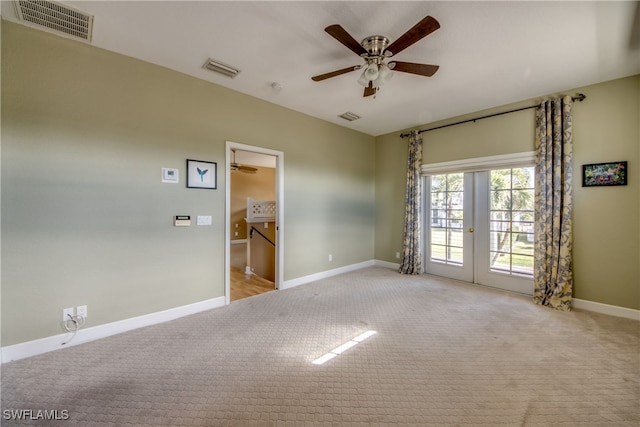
[
  {"left": 422, "top": 152, "right": 536, "bottom": 294},
  {"left": 225, "top": 141, "right": 284, "bottom": 305}
]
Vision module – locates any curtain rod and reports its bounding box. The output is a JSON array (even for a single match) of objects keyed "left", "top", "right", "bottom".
[{"left": 399, "top": 93, "right": 587, "bottom": 138}]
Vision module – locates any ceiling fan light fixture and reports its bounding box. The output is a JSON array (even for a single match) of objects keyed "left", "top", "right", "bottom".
[
  {"left": 357, "top": 69, "right": 369, "bottom": 86},
  {"left": 377, "top": 63, "right": 393, "bottom": 84},
  {"left": 364, "top": 63, "right": 379, "bottom": 81}
]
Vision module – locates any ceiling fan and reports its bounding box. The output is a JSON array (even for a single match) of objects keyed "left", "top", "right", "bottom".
[
  {"left": 311, "top": 15, "right": 440, "bottom": 97},
  {"left": 231, "top": 150, "right": 258, "bottom": 173}
]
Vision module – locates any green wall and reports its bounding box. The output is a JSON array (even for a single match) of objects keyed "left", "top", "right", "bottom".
[
  {"left": 1, "top": 21, "right": 375, "bottom": 346},
  {"left": 2, "top": 19, "right": 638, "bottom": 349},
  {"left": 376, "top": 75, "right": 640, "bottom": 310}
]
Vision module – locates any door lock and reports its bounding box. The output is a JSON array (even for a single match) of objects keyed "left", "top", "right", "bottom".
[{"left": 468, "top": 227, "right": 474, "bottom": 233}]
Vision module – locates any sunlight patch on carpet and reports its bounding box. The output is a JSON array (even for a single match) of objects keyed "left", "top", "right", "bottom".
[{"left": 312, "top": 330, "right": 377, "bottom": 365}]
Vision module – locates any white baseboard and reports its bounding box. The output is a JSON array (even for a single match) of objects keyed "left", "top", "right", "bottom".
[
  {"left": 281, "top": 260, "right": 375, "bottom": 290},
  {"left": 1, "top": 259, "right": 380, "bottom": 364},
  {"left": 373, "top": 261, "right": 639, "bottom": 321},
  {"left": 573, "top": 298, "right": 640, "bottom": 321},
  {"left": 4, "top": 262, "right": 636, "bottom": 363},
  {"left": 1, "top": 296, "right": 226, "bottom": 364},
  {"left": 374, "top": 259, "right": 401, "bottom": 270}
]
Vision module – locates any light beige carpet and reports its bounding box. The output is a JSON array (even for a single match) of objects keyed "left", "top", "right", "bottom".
[{"left": 2, "top": 267, "right": 639, "bottom": 426}]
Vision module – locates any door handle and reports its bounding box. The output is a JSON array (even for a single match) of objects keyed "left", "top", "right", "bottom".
[{"left": 468, "top": 227, "right": 474, "bottom": 233}]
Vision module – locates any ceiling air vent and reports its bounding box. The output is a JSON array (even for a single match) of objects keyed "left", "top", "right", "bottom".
[
  {"left": 203, "top": 58, "right": 241, "bottom": 78},
  {"left": 14, "top": 0, "right": 93, "bottom": 41},
  {"left": 339, "top": 112, "right": 361, "bottom": 122}
]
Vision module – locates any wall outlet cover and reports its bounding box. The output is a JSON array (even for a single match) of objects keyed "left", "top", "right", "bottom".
[{"left": 77, "top": 305, "right": 88, "bottom": 318}]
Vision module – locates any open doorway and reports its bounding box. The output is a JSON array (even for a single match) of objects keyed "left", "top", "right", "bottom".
[{"left": 225, "top": 141, "right": 284, "bottom": 304}]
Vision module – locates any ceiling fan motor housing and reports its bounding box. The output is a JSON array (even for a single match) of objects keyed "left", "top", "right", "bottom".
[{"left": 360, "top": 35, "right": 390, "bottom": 57}]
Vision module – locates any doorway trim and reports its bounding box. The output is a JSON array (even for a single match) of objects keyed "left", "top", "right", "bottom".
[{"left": 225, "top": 141, "right": 284, "bottom": 305}]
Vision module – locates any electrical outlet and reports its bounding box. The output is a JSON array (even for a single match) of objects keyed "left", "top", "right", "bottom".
[
  {"left": 396, "top": 252, "right": 401, "bottom": 259},
  {"left": 328, "top": 254, "right": 333, "bottom": 262},
  {"left": 62, "top": 307, "right": 74, "bottom": 322},
  {"left": 77, "top": 305, "right": 88, "bottom": 319}
]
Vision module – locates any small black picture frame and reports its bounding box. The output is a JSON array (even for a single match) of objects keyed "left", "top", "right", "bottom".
[
  {"left": 186, "top": 159, "right": 217, "bottom": 189},
  {"left": 582, "top": 161, "right": 627, "bottom": 187}
]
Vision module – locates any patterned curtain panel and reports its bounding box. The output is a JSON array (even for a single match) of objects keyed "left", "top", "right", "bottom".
[
  {"left": 399, "top": 130, "right": 423, "bottom": 275},
  {"left": 534, "top": 96, "right": 574, "bottom": 311}
]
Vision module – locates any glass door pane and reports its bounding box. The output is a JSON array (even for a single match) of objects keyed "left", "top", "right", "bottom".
[
  {"left": 430, "top": 173, "right": 464, "bottom": 265},
  {"left": 488, "top": 167, "right": 535, "bottom": 277},
  {"left": 475, "top": 167, "right": 534, "bottom": 295},
  {"left": 425, "top": 173, "right": 474, "bottom": 282}
]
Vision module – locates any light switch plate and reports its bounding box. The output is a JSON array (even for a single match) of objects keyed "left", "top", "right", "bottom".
[{"left": 197, "top": 215, "right": 212, "bottom": 226}]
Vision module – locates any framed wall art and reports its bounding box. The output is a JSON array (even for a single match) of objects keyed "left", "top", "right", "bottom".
[
  {"left": 186, "top": 159, "right": 217, "bottom": 189},
  {"left": 582, "top": 161, "right": 627, "bottom": 187}
]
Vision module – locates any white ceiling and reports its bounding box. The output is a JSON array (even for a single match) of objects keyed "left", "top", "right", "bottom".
[{"left": 2, "top": 1, "right": 639, "bottom": 136}]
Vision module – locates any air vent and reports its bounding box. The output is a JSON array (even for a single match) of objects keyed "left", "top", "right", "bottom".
[
  {"left": 339, "top": 112, "right": 361, "bottom": 122},
  {"left": 14, "top": 0, "right": 93, "bottom": 41},
  {"left": 203, "top": 58, "right": 241, "bottom": 78}
]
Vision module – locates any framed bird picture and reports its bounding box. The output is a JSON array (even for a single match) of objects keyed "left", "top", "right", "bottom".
[{"left": 186, "top": 159, "right": 217, "bottom": 189}]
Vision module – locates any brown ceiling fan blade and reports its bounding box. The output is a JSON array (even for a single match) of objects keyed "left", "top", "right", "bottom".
[
  {"left": 325, "top": 24, "right": 368, "bottom": 56},
  {"left": 312, "top": 66, "right": 359, "bottom": 82},
  {"left": 390, "top": 61, "right": 439, "bottom": 77},
  {"left": 238, "top": 165, "right": 258, "bottom": 173},
  {"left": 231, "top": 162, "right": 258, "bottom": 173},
  {"left": 385, "top": 16, "right": 440, "bottom": 56},
  {"left": 363, "top": 81, "right": 376, "bottom": 97}
]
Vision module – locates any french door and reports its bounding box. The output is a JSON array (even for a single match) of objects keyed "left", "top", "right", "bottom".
[
  {"left": 425, "top": 167, "right": 535, "bottom": 295},
  {"left": 424, "top": 173, "right": 474, "bottom": 282}
]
